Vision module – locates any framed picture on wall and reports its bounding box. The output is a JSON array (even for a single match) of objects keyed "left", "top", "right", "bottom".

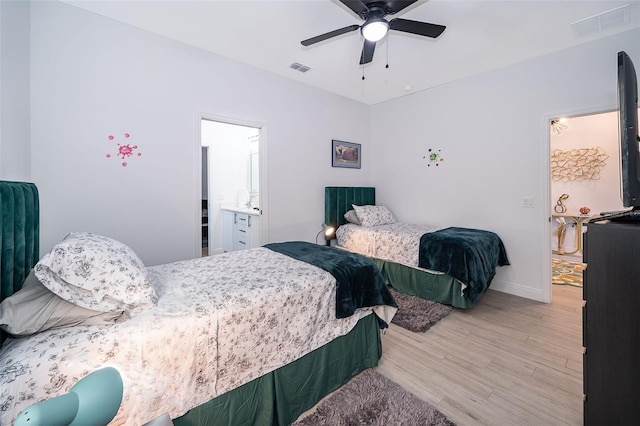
[{"left": 332, "top": 140, "right": 361, "bottom": 169}]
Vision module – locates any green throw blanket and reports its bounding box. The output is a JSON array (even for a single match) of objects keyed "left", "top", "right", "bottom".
[
  {"left": 264, "top": 241, "right": 397, "bottom": 328},
  {"left": 418, "top": 227, "right": 510, "bottom": 304}
]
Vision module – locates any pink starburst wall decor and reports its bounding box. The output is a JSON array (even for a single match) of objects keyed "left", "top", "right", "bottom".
[{"left": 105, "top": 132, "right": 142, "bottom": 167}]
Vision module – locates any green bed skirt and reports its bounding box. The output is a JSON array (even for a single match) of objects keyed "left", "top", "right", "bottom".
[
  {"left": 173, "top": 313, "right": 381, "bottom": 426},
  {"left": 373, "top": 259, "right": 476, "bottom": 309}
]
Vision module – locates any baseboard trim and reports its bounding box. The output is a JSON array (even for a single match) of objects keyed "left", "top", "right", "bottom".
[{"left": 489, "top": 279, "right": 547, "bottom": 303}]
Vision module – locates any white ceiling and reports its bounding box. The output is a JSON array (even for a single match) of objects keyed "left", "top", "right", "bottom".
[{"left": 62, "top": 0, "right": 640, "bottom": 105}]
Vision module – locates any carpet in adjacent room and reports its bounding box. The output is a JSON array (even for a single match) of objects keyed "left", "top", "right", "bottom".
[
  {"left": 293, "top": 369, "right": 455, "bottom": 426},
  {"left": 552, "top": 258, "right": 585, "bottom": 287}
]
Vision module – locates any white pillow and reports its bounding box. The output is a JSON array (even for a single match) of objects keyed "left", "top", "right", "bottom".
[
  {"left": 0, "top": 270, "right": 127, "bottom": 337},
  {"left": 34, "top": 232, "right": 157, "bottom": 314},
  {"left": 352, "top": 204, "right": 396, "bottom": 227},
  {"left": 343, "top": 209, "right": 362, "bottom": 225}
]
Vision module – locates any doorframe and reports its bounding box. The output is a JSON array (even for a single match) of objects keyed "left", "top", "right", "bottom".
[
  {"left": 543, "top": 104, "right": 615, "bottom": 303},
  {"left": 195, "top": 112, "right": 268, "bottom": 256}
]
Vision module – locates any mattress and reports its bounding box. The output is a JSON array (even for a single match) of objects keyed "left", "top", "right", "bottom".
[
  {"left": 336, "top": 222, "right": 443, "bottom": 270},
  {"left": 0, "top": 248, "right": 374, "bottom": 425}
]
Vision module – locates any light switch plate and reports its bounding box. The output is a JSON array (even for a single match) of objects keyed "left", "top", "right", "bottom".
[{"left": 522, "top": 196, "right": 535, "bottom": 208}]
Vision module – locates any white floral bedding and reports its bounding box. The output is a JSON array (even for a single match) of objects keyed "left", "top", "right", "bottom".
[
  {"left": 336, "top": 222, "right": 443, "bottom": 269},
  {"left": 0, "top": 248, "right": 375, "bottom": 425}
]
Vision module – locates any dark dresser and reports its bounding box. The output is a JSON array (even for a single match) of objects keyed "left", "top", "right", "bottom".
[{"left": 583, "top": 220, "right": 640, "bottom": 425}]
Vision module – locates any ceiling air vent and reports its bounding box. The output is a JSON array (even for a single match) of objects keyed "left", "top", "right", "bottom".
[
  {"left": 289, "top": 62, "right": 311, "bottom": 73},
  {"left": 571, "top": 4, "right": 630, "bottom": 37}
]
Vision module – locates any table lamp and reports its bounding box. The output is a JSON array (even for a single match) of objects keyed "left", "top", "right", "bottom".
[{"left": 316, "top": 223, "right": 336, "bottom": 246}]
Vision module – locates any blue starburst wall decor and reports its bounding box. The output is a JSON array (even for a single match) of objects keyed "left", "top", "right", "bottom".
[{"left": 423, "top": 148, "right": 444, "bottom": 167}]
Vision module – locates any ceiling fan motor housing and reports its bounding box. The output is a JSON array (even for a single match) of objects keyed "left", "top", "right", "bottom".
[{"left": 361, "top": 8, "right": 390, "bottom": 42}]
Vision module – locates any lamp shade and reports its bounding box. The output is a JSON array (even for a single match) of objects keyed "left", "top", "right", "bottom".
[
  {"left": 316, "top": 224, "right": 336, "bottom": 246},
  {"left": 14, "top": 367, "right": 123, "bottom": 426},
  {"left": 323, "top": 225, "right": 335, "bottom": 240}
]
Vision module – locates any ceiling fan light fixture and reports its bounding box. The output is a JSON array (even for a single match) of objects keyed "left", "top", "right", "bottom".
[{"left": 362, "top": 19, "right": 389, "bottom": 42}]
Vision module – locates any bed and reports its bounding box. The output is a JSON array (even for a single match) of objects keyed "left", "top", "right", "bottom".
[
  {"left": 325, "top": 186, "right": 509, "bottom": 308},
  {"left": 0, "top": 180, "right": 397, "bottom": 426}
]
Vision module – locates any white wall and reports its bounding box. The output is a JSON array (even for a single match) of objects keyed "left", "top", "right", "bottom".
[
  {"left": 371, "top": 27, "right": 640, "bottom": 302},
  {"left": 550, "top": 111, "right": 623, "bottom": 216},
  {"left": 16, "top": 1, "right": 640, "bottom": 304},
  {"left": 0, "top": 0, "right": 30, "bottom": 181},
  {"left": 29, "top": 1, "right": 371, "bottom": 266}
]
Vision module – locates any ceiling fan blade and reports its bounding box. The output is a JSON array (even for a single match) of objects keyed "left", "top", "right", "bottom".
[
  {"left": 389, "top": 18, "right": 446, "bottom": 38},
  {"left": 384, "top": 0, "right": 419, "bottom": 14},
  {"left": 301, "top": 25, "right": 360, "bottom": 46},
  {"left": 359, "top": 40, "right": 376, "bottom": 64},
  {"left": 339, "top": 0, "right": 369, "bottom": 19}
]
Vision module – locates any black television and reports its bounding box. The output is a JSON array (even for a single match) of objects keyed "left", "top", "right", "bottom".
[
  {"left": 619, "top": 51, "right": 640, "bottom": 207},
  {"left": 593, "top": 51, "right": 640, "bottom": 222}
]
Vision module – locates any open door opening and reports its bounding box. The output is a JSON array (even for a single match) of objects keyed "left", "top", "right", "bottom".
[
  {"left": 548, "top": 110, "right": 621, "bottom": 293},
  {"left": 201, "top": 118, "right": 262, "bottom": 256}
]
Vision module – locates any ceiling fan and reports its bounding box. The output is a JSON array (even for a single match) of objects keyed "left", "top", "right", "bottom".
[{"left": 301, "top": 0, "right": 446, "bottom": 65}]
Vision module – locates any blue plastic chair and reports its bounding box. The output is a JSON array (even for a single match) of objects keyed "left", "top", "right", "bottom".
[{"left": 13, "top": 367, "right": 123, "bottom": 426}]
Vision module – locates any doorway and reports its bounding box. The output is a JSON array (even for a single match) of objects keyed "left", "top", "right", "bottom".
[
  {"left": 548, "top": 110, "right": 622, "bottom": 294},
  {"left": 201, "top": 118, "right": 262, "bottom": 256}
]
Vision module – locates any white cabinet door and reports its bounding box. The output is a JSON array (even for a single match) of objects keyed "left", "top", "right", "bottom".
[
  {"left": 247, "top": 214, "right": 261, "bottom": 249},
  {"left": 222, "top": 210, "right": 234, "bottom": 252}
]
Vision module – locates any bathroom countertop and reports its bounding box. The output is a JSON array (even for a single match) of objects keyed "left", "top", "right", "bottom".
[{"left": 220, "top": 205, "right": 261, "bottom": 216}]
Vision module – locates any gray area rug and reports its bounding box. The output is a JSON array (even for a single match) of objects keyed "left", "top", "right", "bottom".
[
  {"left": 293, "top": 369, "right": 455, "bottom": 425},
  {"left": 390, "top": 288, "right": 453, "bottom": 332}
]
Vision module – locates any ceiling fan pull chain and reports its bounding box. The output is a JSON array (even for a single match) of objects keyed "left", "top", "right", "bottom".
[
  {"left": 386, "top": 38, "right": 389, "bottom": 69},
  {"left": 362, "top": 64, "right": 365, "bottom": 80}
]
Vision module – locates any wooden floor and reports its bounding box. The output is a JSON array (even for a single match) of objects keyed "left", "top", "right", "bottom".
[{"left": 375, "top": 284, "right": 583, "bottom": 425}]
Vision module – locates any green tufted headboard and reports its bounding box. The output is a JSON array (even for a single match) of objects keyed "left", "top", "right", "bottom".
[
  {"left": 1, "top": 181, "right": 40, "bottom": 303},
  {"left": 324, "top": 187, "right": 375, "bottom": 234}
]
